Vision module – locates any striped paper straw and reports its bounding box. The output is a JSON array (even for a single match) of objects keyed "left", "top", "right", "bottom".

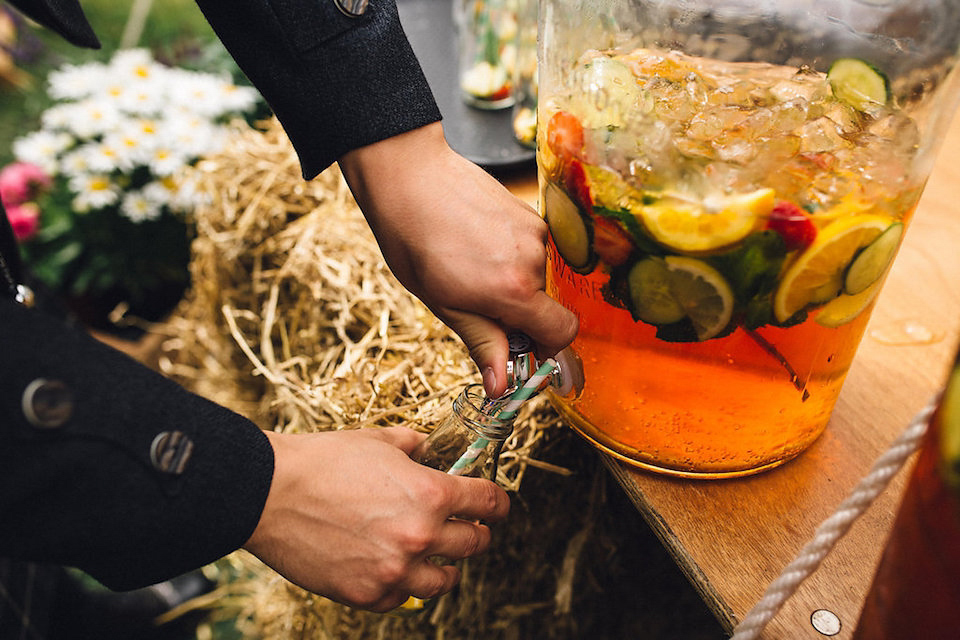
[{"left": 447, "top": 358, "right": 559, "bottom": 476}]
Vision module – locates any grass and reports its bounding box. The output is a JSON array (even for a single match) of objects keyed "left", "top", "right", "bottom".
[{"left": 0, "top": 0, "right": 223, "bottom": 166}]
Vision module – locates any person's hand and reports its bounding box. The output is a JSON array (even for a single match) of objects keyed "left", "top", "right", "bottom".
[
  {"left": 242, "top": 427, "right": 510, "bottom": 612},
  {"left": 338, "top": 122, "right": 579, "bottom": 397}
]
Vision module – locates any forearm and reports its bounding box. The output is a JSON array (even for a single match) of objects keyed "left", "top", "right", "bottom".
[{"left": 193, "top": 0, "right": 442, "bottom": 178}]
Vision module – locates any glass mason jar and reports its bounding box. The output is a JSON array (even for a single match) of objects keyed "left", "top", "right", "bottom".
[
  {"left": 511, "top": 0, "right": 539, "bottom": 147},
  {"left": 852, "top": 351, "right": 960, "bottom": 640},
  {"left": 411, "top": 383, "right": 515, "bottom": 479},
  {"left": 537, "top": 0, "right": 960, "bottom": 477},
  {"left": 455, "top": 0, "right": 519, "bottom": 110}
]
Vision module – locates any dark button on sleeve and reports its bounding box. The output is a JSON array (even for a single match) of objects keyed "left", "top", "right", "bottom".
[
  {"left": 21, "top": 378, "right": 74, "bottom": 428},
  {"left": 334, "top": 0, "right": 369, "bottom": 17},
  {"left": 150, "top": 431, "right": 194, "bottom": 475}
]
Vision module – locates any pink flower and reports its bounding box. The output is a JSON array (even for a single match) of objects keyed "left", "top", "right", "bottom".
[
  {"left": 0, "top": 162, "right": 52, "bottom": 208},
  {"left": 6, "top": 202, "right": 40, "bottom": 242}
]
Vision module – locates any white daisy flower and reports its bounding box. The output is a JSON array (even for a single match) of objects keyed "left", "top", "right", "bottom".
[
  {"left": 47, "top": 61, "right": 108, "bottom": 101},
  {"left": 108, "top": 48, "right": 156, "bottom": 81},
  {"left": 105, "top": 133, "right": 149, "bottom": 171},
  {"left": 12, "top": 130, "right": 73, "bottom": 175},
  {"left": 145, "top": 145, "right": 185, "bottom": 177},
  {"left": 168, "top": 71, "right": 231, "bottom": 118},
  {"left": 141, "top": 179, "right": 175, "bottom": 209},
  {"left": 82, "top": 137, "right": 138, "bottom": 174},
  {"left": 69, "top": 173, "right": 120, "bottom": 211},
  {"left": 116, "top": 81, "right": 166, "bottom": 116},
  {"left": 39, "top": 103, "right": 77, "bottom": 132},
  {"left": 100, "top": 80, "right": 129, "bottom": 105},
  {"left": 120, "top": 189, "right": 163, "bottom": 222},
  {"left": 163, "top": 110, "right": 225, "bottom": 158},
  {"left": 56, "top": 99, "right": 123, "bottom": 140},
  {"left": 168, "top": 173, "right": 211, "bottom": 211},
  {"left": 59, "top": 148, "right": 93, "bottom": 179},
  {"left": 216, "top": 82, "right": 260, "bottom": 115}
]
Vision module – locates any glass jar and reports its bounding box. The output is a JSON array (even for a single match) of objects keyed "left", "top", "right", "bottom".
[
  {"left": 511, "top": 0, "right": 539, "bottom": 147},
  {"left": 411, "top": 383, "right": 515, "bottom": 479},
  {"left": 455, "top": 0, "right": 519, "bottom": 110},
  {"left": 852, "top": 352, "right": 960, "bottom": 639},
  {"left": 537, "top": 0, "right": 960, "bottom": 476}
]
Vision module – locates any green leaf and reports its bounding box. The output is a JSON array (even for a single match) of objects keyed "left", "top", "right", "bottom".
[
  {"left": 707, "top": 231, "right": 786, "bottom": 304},
  {"left": 480, "top": 14, "right": 499, "bottom": 66}
]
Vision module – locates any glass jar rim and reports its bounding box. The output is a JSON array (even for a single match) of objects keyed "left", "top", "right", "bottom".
[{"left": 455, "top": 383, "right": 515, "bottom": 438}]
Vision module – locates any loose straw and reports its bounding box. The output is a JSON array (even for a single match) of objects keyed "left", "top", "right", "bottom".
[
  {"left": 730, "top": 393, "right": 938, "bottom": 640},
  {"left": 447, "top": 358, "right": 559, "bottom": 476}
]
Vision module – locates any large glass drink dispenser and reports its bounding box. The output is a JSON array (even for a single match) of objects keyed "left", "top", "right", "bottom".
[{"left": 537, "top": 0, "right": 960, "bottom": 477}]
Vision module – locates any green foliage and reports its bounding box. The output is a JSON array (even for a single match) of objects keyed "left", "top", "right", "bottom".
[{"left": 21, "top": 180, "right": 193, "bottom": 317}]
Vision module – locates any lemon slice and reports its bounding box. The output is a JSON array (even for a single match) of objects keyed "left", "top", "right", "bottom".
[
  {"left": 639, "top": 188, "right": 774, "bottom": 253},
  {"left": 774, "top": 214, "right": 893, "bottom": 323},
  {"left": 663, "top": 256, "right": 734, "bottom": 340}
]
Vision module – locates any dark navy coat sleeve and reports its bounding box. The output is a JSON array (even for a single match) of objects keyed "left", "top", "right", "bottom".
[
  {"left": 193, "top": 0, "right": 443, "bottom": 178},
  {"left": 0, "top": 298, "right": 274, "bottom": 590}
]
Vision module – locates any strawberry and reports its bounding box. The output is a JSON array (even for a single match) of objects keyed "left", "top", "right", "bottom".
[
  {"left": 546, "top": 110, "right": 585, "bottom": 163},
  {"left": 488, "top": 84, "right": 512, "bottom": 102},
  {"left": 563, "top": 159, "right": 592, "bottom": 212},
  {"left": 593, "top": 216, "right": 635, "bottom": 266},
  {"left": 766, "top": 200, "right": 817, "bottom": 251}
]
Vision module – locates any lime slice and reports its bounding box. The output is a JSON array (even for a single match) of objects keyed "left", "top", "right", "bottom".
[
  {"left": 828, "top": 58, "right": 889, "bottom": 112},
  {"left": 639, "top": 188, "right": 774, "bottom": 253},
  {"left": 544, "top": 181, "right": 596, "bottom": 274},
  {"left": 627, "top": 257, "right": 686, "bottom": 325},
  {"left": 815, "top": 279, "right": 883, "bottom": 328},
  {"left": 664, "top": 257, "right": 734, "bottom": 340},
  {"left": 844, "top": 222, "right": 903, "bottom": 294},
  {"left": 774, "top": 214, "right": 893, "bottom": 322}
]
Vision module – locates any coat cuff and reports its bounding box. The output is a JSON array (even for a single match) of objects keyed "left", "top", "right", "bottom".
[{"left": 0, "top": 299, "right": 274, "bottom": 590}]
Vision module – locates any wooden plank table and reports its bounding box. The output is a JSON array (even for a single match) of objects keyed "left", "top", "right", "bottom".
[{"left": 500, "top": 110, "right": 960, "bottom": 638}]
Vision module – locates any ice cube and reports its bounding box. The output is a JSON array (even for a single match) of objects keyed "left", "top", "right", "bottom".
[
  {"left": 742, "top": 108, "right": 775, "bottom": 139},
  {"left": 799, "top": 117, "right": 850, "bottom": 153},
  {"left": 687, "top": 106, "right": 751, "bottom": 140},
  {"left": 867, "top": 113, "right": 920, "bottom": 153},
  {"left": 709, "top": 80, "right": 757, "bottom": 107},
  {"left": 769, "top": 100, "right": 809, "bottom": 134},
  {"left": 713, "top": 132, "right": 757, "bottom": 164},
  {"left": 675, "top": 136, "right": 715, "bottom": 160},
  {"left": 822, "top": 101, "right": 862, "bottom": 135}
]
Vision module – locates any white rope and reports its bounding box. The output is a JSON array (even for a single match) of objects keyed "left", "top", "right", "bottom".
[{"left": 730, "top": 394, "right": 939, "bottom": 640}]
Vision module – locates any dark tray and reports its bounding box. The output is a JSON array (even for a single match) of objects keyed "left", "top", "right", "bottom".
[{"left": 398, "top": 0, "right": 536, "bottom": 169}]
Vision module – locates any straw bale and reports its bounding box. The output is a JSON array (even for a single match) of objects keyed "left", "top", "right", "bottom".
[{"left": 159, "top": 119, "right": 617, "bottom": 639}]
